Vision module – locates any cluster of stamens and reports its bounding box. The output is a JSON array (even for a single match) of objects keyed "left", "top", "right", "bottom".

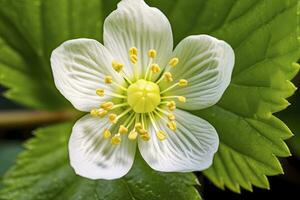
[{"left": 90, "top": 47, "right": 188, "bottom": 145}]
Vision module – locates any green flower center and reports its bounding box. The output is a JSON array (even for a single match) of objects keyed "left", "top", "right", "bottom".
[{"left": 127, "top": 79, "right": 161, "bottom": 113}]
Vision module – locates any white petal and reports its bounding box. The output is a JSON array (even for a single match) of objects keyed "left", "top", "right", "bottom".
[
  {"left": 69, "top": 115, "right": 136, "bottom": 180},
  {"left": 104, "top": 0, "right": 173, "bottom": 78},
  {"left": 165, "top": 35, "right": 234, "bottom": 110},
  {"left": 138, "top": 109, "right": 219, "bottom": 172},
  {"left": 51, "top": 39, "right": 124, "bottom": 112}
]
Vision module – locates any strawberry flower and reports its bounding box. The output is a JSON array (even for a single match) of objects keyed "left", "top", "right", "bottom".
[{"left": 51, "top": 0, "right": 234, "bottom": 180}]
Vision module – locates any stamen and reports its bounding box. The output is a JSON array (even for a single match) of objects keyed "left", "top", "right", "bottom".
[
  {"left": 149, "top": 112, "right": 167, "bottom": 141},
  {"left": 150, "top": 64, "right": 161, "bottom": 73},
  {"left": 111, "top": 133, "right": 121, "bottom": 145},
  {"left": 101, "top": 102, "right": 114, "bottom": 110},
  {"left": 111, "top": 102, "right": 129, "bottom": 110},
  {"left": 129, "top": 47, "right": 139, "bottom": 80},
  {"left": 109, "top": 113, "right": 117, "bottom": 124},
  {"left": 160, "top": 79, "right": 187, "bottom": 94},
  {"left": 105, "top": 92, "right": 127, "bottom": 99},
  {"left": 129, "top": 47, "right": 138, "bottom": 56},
  {"left": 112, "top": 61, "right": 124, "bottom": 72},
  {"left": 148, "top": 49, "right": 157, "bottom": 58},
  {"left": 156, "top": 130, "right": 167, "bottom": 141},
  {"left": 96, "top": 89, "right": 105, "bottom": 96},
  {"left": 168, "top": 57, "right": 179, "bottom": 67},
  {"left": 156, "top": 107, "right": 175, "bottom": 120},
  {"left": 167, "top": 121, "right": 177, "bottom": 131},
  {"left": 164, "top": 72, "right": 173, "bottom": 82},
  {"left": 128, "top": 130, "right": 138, "bottom": 140},
  {"left": 178, "top": 79, "right": 188, "bottom": 86},
  {"left": 118, "top": 125, "right": 128, "bottom": 134},
  {"left": 161, "top": 96, "right": 186, "bottom": 103},
  {"left": 90, "top": 108, "right": 107, "bottom": 118},
  {"left": 104, "top": 76, "right": 113, "bottom": 84},
  {"left": 103, "top": 129, "right": 112, "bottom": 139},
  {"left": 140, "top": 131, "right": 150, "bottom": 141},
  {"left": 166, "top": 101, "right": 176, "bottom": 111},
  {"left": 116, "top": 107, "right": 132, "bottom": 121},
  {"left": 130, "top": 54, "right": 138, "bottom": 64}
]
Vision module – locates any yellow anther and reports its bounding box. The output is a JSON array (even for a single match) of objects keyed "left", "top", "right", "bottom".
[
  {"left": 104, "top": 76, "right": 113, "bottom": 84},
  {"left": 130, "top": 54, "right": 138, "bottom": 64},
  {"left": 178, "top": 79, "right": 188, "bottom": 86},
  {"left": 103, "top": 129, "right": 111, "bottom": 139},
  {"left": 150, "top": 64, "right": 161, "bottom": 73},
  {"left": 96, "top": 89, "right": 104, "bottom": 96},
  {"left": 140, "top": 132, "right": 150, "bottom": 141},
  {"left": 111, "top": 134, "right": 121, "bottom": 145},
  {"left": 148, "top": 49, "right": 157, "bottom": 58},
  {"left": 169, "top": 57, "right": 179, "bottom": 67},
  {"left": 178, "top": 96, "right": 186, "bottom": 103},
  {"left": 167, "top": 101, "right": 176, "bottom": 111},
  {"left": 129, "top": 47, "right": 138, "bottom": 56},
  {"left": 90, "top": 108, "right": 107, "bottom": 118},
  {"left": 101, "top": 102, "right": 114, "bottom": 110},
  {"left": 90, "top": 109, "right": 98, "bottom": 117},
  {"left": 119, "top": 125, "right": 128, "bottom": 134},
  {"left": 167, "top": 113, "right": 176, "bottom": 121},
  {"left": 164, "top": 72, "right": 173, "bottom": 82},
  {"left": 135, "top": 123, "right": 143, "bottom": 130},
  {"left": 112, "top": 61, "right": 124, "bottom": 72},
  {"left": 167, "top": 121, "right": 177, "bottom": 131},
  {"left": 128, "top": 131, "right": 138, "bottom": 140},
  {"left": 156, "top": 130, "right": 167, "bottom": 141},
  {"left": 97, "top": 109, "right": 108, "bottom": 118},
  {"left": 109, "top": 113, "right": 118, "bottom": 124}
]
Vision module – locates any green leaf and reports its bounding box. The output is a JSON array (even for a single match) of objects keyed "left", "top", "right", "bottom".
[
  {"left": 150, "top": 0, "right": 300, "bottom": 193},
  {"left": 0, "top": 142, "right": 22, "bottom": 179},
  {"left": 0, "top": 122, "right": 201, "bottom": 200},
  {"left": 0, "top": 0, "right": 299, "bottom": 195}
]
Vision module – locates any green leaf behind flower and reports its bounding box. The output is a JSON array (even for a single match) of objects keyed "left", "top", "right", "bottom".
[
  {"left": 149, "top": 0, "right": 300, "bottom": 193},
  {"left": 0, "top": 122, "right": 201, "bottom": 200},
  {"left": 0, "top": 0, "right": 299, "bottom": 196}
]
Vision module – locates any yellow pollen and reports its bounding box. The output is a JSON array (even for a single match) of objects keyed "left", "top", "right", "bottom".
[
  {"left": 148, "top": 49, "right": 157, "bottom": 58},
  {"left": 109, "top": 113, "right": 118, "bottom": 124},
  {"left": 101, "top": 102, "right": 114, "bottom": 110},
  {"left": 150, "top": 64, "right": 161, "bottom": 73},
  {"left": 128, "top": 131, "right": 138, "bottom": 140},
  {"left": 129, "top": 47, "right": 138, "bottom": 56},
  {"left": 140, "top": 132, "right": 150, "bottom": 141},
  {"left": 97, "top": 109, "right": 108, "bottom": 118},
  {"left": 167, "top": 101, "right": 176, "bottom": 111},
  {"left": 178, "top": 96, "right": 186, "bottom": 103},
  {"left": 119, "top": 125, "right": 128, "bottom": 134},
  {"left": 111, "top": 134, "right": 121, "bottom": 145},
  {"left": 104, "top": 76, "right": 113, "bottom": 84},
  {"left": 169, "top": 57, "right": 179, "bottom": 67},
  {"left": 156, "top": 130, "right": 167, "bottom": 141},
  {"left": 167, "top": 121, "right": 177, "bottom": 131},
  {"left": 167, "top": 113, "right": 176, "bottom": 121},
  {"left": 179, "top": 79, "right": 188, "bottom": 86},
  {"left": 96, "top": 89, "right": 104, "bottom": 96},
  {"left": 112, "top": 61, "right": 124, "bottom": 72},
  {"left": 90, "top": 109, "right": 98, "bottom": 117},
  {"left": 103, "top": 129, "right": 111, "bottom": 139},
  {"left": 135, "top": 123, "right": 143, "bottom": 130},
  {"left": 164, "top": 72, "right": 173, "bottom": 82},
  {"left": 130, "top": 54, "right": 138, "bottom": 64}
]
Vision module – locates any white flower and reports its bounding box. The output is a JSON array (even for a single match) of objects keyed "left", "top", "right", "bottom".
[{"left": 50, "top": 0, "right": 234, "bottom": 180}]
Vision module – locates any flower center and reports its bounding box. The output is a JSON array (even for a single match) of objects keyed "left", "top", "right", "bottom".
[
  {"left": 90, "top": 47, "right": 189, "bottom": 145},
  {"left": 127, "top": 79, "right": 161, "bottom": 113}
]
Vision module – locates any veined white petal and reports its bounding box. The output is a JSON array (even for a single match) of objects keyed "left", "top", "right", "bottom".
[
  {"left": 138, "top": 109, "right": 219, "bottom": 172},
  {"left": 104, "top": 0, "right": 173, "bottom": 79},
  {"left": 69, "top": 115, "right": 136, "bottom": 180},
  {"left": 164, "top": 35, "right": 234, "bottom": 110},
  {"left": 51, "top": 39, "right": 125, "bottom": 112}
]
